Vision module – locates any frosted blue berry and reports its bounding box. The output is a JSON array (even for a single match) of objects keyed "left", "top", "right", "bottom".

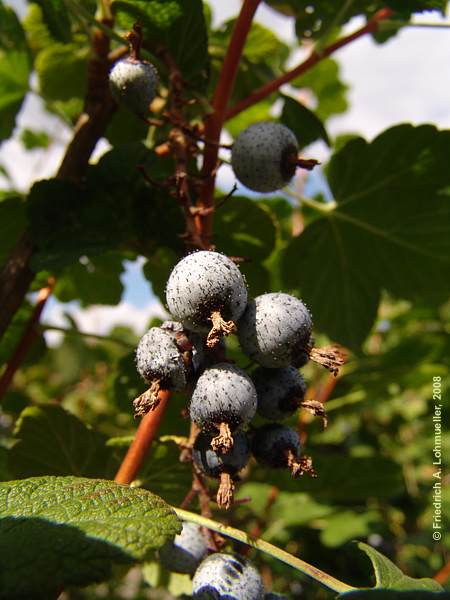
[
  {"left": 136, "top": 327, "right": 187, "bottom": 390},
  {"left": 189, "top": 363, "right": 257, "bottom": 453},
  {"left": 134, "top": 327, "right": 188, "bottom": 417},
  {"left": 231, "top": 122, "right": 299, "bottom": 193},
  {"left": 159, "top": 522, "right": 208, "bottom": 575},
  {"left": 109, "top": 57, "right": 158, "bottom": 117},
  {"left": 252, "top": 366, "right": 306, "bottom": 421},
  {"left": 192, "top": 553, "right": 264, "bottom": 600},
  {"left": 238, "top": 293, "right": 312, "bottom": 368},
  {"left": 193, "top": 430, "right": 249, "bottom": 509},
  {"left": 166, "top": 251, "right": 248, "bottom": 347},
  {"left": 252, "top": 424, "right": 315, "bottom": 478},
  {"left": 193, "top": 431, "right": 250, "bottom": 479}
]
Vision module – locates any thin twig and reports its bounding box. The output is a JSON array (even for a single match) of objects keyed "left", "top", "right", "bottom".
[
  {"left": 0, "top": 278, "right": 55, "bottom": 400},
  {"left": 434, "top": 560, "right": 450, "bottom": 584},
  {"left": 225, "top": 8, "right": 394, "bottom": 121},
  {"left": 39, "top": 324, "right": 133, "bottom": 348}
]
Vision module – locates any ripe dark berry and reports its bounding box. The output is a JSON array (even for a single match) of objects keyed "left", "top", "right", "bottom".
[
  {"left": 231, "top": 122, "right": 299, "bottom": 193},
  {"left": 189, "top": 332, "right": 227, "bottom": 375},
  {"left": 193, "top": 431, "right": 250, "bottom": 509},
  {"left": 159, "top": 522, "right": 208, "bottom": 575},
  {"left": 166, "top": 251, "right": 248, "bottom": 348},
  {"left": 189, "top": 363, "right": 257, "bottom": 453},
  {"left": 192, "top": 553, "right": 264, "bottom": 599},
  {"left": 109, "top": 57, "right": 158, "bottom": 117},
  {"left": 252, "top": 366, "right": 307, "bottom": 421},
  {"left": 238, "top": 293, "right": 312, "bottom": 368},
  {"left": 134, "top": 327, "right": 188, "bottom": 417},
  {"left": 252, "top": 424, "right": 315, "bottom": 478}
]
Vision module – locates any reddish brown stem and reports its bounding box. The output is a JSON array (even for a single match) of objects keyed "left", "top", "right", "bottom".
[
  {"left": 0, "top": 278, "right": 55, "bottom": 400},
  {"left": 114, "top": 390, "right": 171, "bottom": 484},
  {"left": 434, "top": 560, "right": 450, "bottom": 584},
  {"left": 225, "top": 8, "right": 394, "bottom": 121},
  {"left": 198, "top": 0, "right": 261, "bottom": 246}
]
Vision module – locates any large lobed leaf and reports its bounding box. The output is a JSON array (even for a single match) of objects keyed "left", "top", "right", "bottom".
[
  {"left": 112, "top": 0, "right": 209, "bottom": 90},
  {"left": 263, "top": 0, "right": 446, "bottom": 40},
  {"left": 355, "top": 542, "right": 444, "bottom": 592},
  {"left": 282, "top": 124, "right": 450, "bottom": 350},
  {"left": 27, "top": 143, "right": 184, "bottom": 271},
  {"left": 340, "top": 593, "right": 450, "bottom": 599},
  {"left": 0, "top": 476, "right": 181, "bottom": 599},
  {"left": 8, "top": 403, "right": 113, "bottom": 479}
]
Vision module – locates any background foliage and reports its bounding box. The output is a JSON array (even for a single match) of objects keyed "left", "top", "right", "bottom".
[{"left": 0, "top": 0, "right": 449, "bottom": 598}]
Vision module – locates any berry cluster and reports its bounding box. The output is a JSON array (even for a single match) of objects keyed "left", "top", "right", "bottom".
[
  {"left": 135, "top": 250, "right": 344, "bottom": 510},
  {"left": 159, "top": 522, "right": 285, "bottom": 599}
]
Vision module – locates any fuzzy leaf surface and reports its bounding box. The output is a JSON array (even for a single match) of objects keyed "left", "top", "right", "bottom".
[
  {"left": 355, "top": 542, "right": 444, "bottom": 592},
  {"left": 8, "top": 404, "right": 113, "bottom": 479},
  {"left": 281, "top": 124, "right": 450, "bottom": 349},
  {"left": 0, "top": 476, "right": 180, "bottom": 599},
  {"left": 113, "top": 0, "right": 209, "bottom": 89},
  {"left": 340, "top": 593, "right": 449, "bottom": 599}
]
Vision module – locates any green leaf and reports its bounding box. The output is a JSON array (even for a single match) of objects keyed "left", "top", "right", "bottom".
[
  {"left": 263, "top": 1, "right": 446, "bottom": 40},
  {"left": 0, "top": 194, "right": 26, "bottom": 267},
  {"left": 8, "top": 403, "right": 113, "bottom": 479},
  {"left": 214, "top": 197, "right": 277, "bottom": 262},
  {"left": 280, "top": 95, "right": 329, "bottom": 148},
  {"left": 355, "top": 542, "right": 445, "bottom": 592},
  {"left": 0, "top": 446, "right": 12, "bottom": 481},
  {"left": 259, "top": 455, "right": 404, "bottom": 502},
  {"left": 31, "top": 0, "right": 72, "bottom": 43},
  {"left": 0, "top": 300, "right": 46, "bottom": 367},
  {"left": 213, "top": 197, "right": 277, "bottom": 295},
  {"left": 22, "top": 3, "right": 54, "bottom": 53},
  {"left": 340, "top": 592, "right": 450, "bottom": 599},
  {"left": 53, "top": 252, "right": 125, "bottom": 306},
  {"left": 320, "top": 511, "right": 381, "bottom": 547},
  {"left": 35, "top": 43, "right": 88, "bottom": 101},
  {"left": 113, "top": 0, "right": 209, "bottom": 90},
  {"left": 281, "top": 124, "right": 450, "bottom": 349},
  {"left": 20, "top": 128, "right": 50, "bottom": 149},
  {"left": 225, "top": 99, "right": 273, "bottom": 141},
  {"left": 28, "top": 145, "right": 184, "bottom": 269},
  {"left": 0, "top": 476, "right": 181, "bottom": 598},
  {"left": 0, "top": 50, "right": 30, "bottom": 141},
  {"left": 137, "top": 438, "right": 193, "bottom": 505},
  {"left": 143, "top": 247, "right": 178, "bottom": 304},
  {"left": 291, "top": 58, "right": 348, "bottom": 121},
  {"left": 105, "top": 104, "right": 149, "bottom": 145},
  {"left": 0, "top": 2, "right": 27, "bottom": 51},
  {"left": 210, "top": 20, "right": 288, "bottom": 107},
  {"left": 112, "top": 350, "right": 147, "bottom": 413},
  {"left": 143, "top": 560, "right": 193, "bottom": 595}
]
